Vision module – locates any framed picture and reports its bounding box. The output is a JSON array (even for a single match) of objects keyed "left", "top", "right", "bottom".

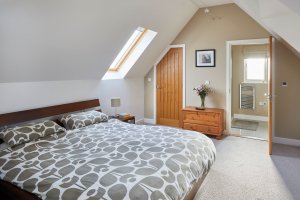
[{"left": 195, "top": 49, "right": 215, "bottom": 67}]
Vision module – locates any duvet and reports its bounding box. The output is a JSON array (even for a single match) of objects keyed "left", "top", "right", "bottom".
[{"left": 0, "top": 119, "right": 216, "bottom": 200}]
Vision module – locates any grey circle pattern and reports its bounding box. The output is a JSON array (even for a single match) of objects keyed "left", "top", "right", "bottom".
[
  {"left": 60, "top": 110, "right": 109, "bottom": 130},
  {"left": 0, "top": 119, "right": 216, "bottom": 200},
  {"left": 0, "top": 121, "right": 65, "bottom": 147}
]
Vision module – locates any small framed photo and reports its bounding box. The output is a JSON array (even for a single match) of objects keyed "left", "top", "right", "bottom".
[{"left": 195, "top": 49, "right": 215, "bottom": 67}]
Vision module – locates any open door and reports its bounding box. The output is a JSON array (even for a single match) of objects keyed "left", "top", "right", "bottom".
[
  {"left": 226, "top": 38, "right": 272, "bottom": 155},
  {"left": 268, "top": 36, "right": 274, "bottom": 155}
]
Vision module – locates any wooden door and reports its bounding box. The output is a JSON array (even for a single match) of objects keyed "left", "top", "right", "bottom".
[
  {"left": 156, "top": 47, "right": 183, "bottom": 127},
  {"left": 268, "top": 36, "right": 274, "bottom": 155}
]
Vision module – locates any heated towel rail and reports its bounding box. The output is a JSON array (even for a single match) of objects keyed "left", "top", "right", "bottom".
[{"left": 240, "top": 83, "right": 255, "bottom": 110}]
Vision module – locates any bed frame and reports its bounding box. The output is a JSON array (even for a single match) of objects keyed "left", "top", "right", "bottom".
[
  {"left": 0, "top": 99, "right": 100, "bottom": 199},
  {"left": 0, "top": 99, "right": 204, "bottom": 200},
  {"left": 0, "top": 99, "right": 100, "bottom": 127}
]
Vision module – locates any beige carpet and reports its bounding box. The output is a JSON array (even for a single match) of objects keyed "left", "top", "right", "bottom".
[
  {"left": 231, "top": 119, "right": 259, "bottom": 131},
  {"left": 195, "top": 136, "right": 300, "bottom": 200}
]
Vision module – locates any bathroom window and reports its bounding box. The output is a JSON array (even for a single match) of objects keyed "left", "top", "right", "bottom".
[{"left": 244, "top": 58, "right": 267, "bottom": 83}]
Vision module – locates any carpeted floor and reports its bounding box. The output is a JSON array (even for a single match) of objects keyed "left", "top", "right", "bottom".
[{"left": 194, "top": 136, "right": 300, "bottom": 200}]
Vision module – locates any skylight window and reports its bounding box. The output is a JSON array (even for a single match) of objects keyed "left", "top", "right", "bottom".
[
  {"left": 108, "top": 27, "right": 146, "bottom": 72},
  {"left": 102, "top": 27, "right": 157, "bottom": 80}
]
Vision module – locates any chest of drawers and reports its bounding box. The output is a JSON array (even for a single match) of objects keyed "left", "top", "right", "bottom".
[{"left": 182, "top": 107, "right": 224, "bottom": 139}]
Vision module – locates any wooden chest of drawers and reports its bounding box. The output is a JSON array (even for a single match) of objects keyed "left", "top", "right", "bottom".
[{"left": 182, "top": 107, "right": 224, "bottom": 139}]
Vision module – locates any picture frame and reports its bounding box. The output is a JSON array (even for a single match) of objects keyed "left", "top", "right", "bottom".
[{"left": 195, "top": 49, "right": 215, "bottom": 67}]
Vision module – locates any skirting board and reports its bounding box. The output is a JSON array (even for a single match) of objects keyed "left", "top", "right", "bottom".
[
  {"left": 143, "top": 118, "right": 155, "bottom": 124},
  {"left": 135, "top": 119, "right": 144, "bottom": 125},
  {"left": 233, "top": 114, "right": 268, "bottom": 122},
  {"left": 273, "top": 136, "right": 300, "bottom": 147}
]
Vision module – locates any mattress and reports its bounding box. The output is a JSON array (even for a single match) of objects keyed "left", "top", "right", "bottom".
[{"left": 0, "top": 119, "right": 216, "bottom": 200}]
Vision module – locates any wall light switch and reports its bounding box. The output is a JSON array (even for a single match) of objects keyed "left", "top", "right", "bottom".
[
  {"left": 205, "top": 80, "right": 210, "bottom": 85},
  {"left": 148, "top": 77, "right": 152, "bottom": 82},
  {"left": 259, "top": 101, "right": 267, "bottom": 106}
]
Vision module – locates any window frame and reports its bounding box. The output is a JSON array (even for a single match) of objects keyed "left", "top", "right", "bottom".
[
  {"left": 244, "top": 57, "right": 268, "bottom": 83},
  {"left": 108, "top": 28, "right": 148, "bottom": 72}
]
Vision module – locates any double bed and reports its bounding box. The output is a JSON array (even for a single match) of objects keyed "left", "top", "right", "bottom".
[{"left": 0, "top": 99, "right": 216, "bottom": 200}]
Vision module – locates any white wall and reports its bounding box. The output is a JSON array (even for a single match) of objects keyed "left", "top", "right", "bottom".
[
  {"left": 98, "top": 78, "right": 144, "bottom": 121},
  {"left": 234, "top": 0, "right": 300, "bottom": 55},
  {"left": 0, "top": 78, "right": 144, "bottom": 121},
  {"left": 0, "top": 0, "right": 198, "bottom": 82},
  {"left": 0, "top": 80, "right": 101, "bottom": 113},
  {"left": 0, "top": 0, "right": 188, "bottom": 124}
]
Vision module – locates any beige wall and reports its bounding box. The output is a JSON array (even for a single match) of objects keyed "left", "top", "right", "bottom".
[
  {"left": 172, "top": 4, "right": 269, "bottom": 110},
  {"left": 232, "top": 45, "right": 268, "bottom": 117},
  {"left": 274, "top": 41, "right": 300, "bottom": 140},
  {"left": 144, "top": 68, "right": 154, "bottom": 119},
  {"left": 144, "top": 3, "right": 269, "bottom": 118},
  {"left": 144, "top": 3, "right": 300, "bottom": 141}
]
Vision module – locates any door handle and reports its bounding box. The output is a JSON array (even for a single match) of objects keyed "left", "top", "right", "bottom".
[
  {"left": 264, "top": 93, "right": 277, "bottom": 100},
  {"left": 156, "top": 85, "right": 162, "bottom": 89},
  {"left": 264, "top": 93, "right": 271, "bottom": 99}
]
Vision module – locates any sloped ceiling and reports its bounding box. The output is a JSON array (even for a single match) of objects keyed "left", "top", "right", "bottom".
[
  {"left": 234, "top": 0, "right": 300, "bottom": 55},
  {"left": 2, "top": 0, "right": 299, "bottom": 83},
  {"left": 0, "top": 0, "right": 198, "bottom": 82},
  {"left": 193, "top": 0, "right": 300, "bottom": 56},
  {"left": 192, "top": 0, "right": 233, "bottom": 7}
]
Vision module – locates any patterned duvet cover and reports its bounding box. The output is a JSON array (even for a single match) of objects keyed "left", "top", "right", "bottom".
[{"left": 0, "top": 119, "right": 216, "bottom": 200}]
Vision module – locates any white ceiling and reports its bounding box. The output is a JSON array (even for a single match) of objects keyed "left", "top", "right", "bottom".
[
  {"left": 234, "top": 0, "right": 300, "bottom": 55},
  {"left": 192, "top": 0, "right": 233, "bottom": 7},
  {"left": 0, "top": 0, "right": 198, "bottom": 82},
  {"left": 194, "top": 0, "right": 300, "bottom": 55},
  {"left": 1, "top": 0, "right": 299, "bottom": 83}
]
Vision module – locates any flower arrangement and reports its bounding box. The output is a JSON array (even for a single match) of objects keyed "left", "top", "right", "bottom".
[
  {"left": 193, "top": 84, "right": 213, "bottom": 97},
  {"left": 193, "top": 84, "right": 213, "bottom": 109}
]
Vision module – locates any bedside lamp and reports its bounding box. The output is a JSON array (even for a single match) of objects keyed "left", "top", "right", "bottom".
[{"left": 111, "top": 98, "right": 121, "bottom": 117}]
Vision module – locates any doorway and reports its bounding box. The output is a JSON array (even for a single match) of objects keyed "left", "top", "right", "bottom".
[
  {"left": 155, "top": 45, "right": 185, "bottom": 127},
  {"left": 231, "top": 43, "right": 269, "bottom": 140},
  {"left": 226, "top": 38, "right": 273, "bottom": 153}
]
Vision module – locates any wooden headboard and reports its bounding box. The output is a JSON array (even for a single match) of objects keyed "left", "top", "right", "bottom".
[{"left": 0, "top": 99, "right": 100, "bottom": 127}]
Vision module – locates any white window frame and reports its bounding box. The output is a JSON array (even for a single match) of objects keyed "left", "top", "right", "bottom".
[
  {"left": 108, "top": 27, "right": 147, "bottom": 72},
  {"left": 244, "top": 57, "right": 268, "bottom": 83},
  {"left": 102, "top": 27, "right": 157, "bottom": 80}
]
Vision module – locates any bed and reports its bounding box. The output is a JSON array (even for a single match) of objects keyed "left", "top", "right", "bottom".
[{"left": 0, "top": 99, "right": 216, "bottom": 200}]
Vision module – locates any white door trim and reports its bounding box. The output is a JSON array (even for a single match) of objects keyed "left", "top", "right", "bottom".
[
  {"left": 153, "top": 44, "right": 186, "bottom": 124},
  {"left": 226, "top": 38, "right": 269, "bottom": 133}
]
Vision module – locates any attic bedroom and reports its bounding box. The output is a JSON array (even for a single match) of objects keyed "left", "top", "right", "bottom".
[{"left": 0, "top": 0, "right": 300, "bottom": 200}]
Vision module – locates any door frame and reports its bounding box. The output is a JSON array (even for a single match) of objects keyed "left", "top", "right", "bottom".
[
  {"left": 225, "top": 38, "right": 275, "bottom": 148},
  {"left": 153, "top": 44, "right": 186, "bottom": 124}
]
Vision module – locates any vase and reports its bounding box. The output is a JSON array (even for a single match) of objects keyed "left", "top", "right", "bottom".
[{"left": 200, "top": 94, "right": 206, "bottom": 109}]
